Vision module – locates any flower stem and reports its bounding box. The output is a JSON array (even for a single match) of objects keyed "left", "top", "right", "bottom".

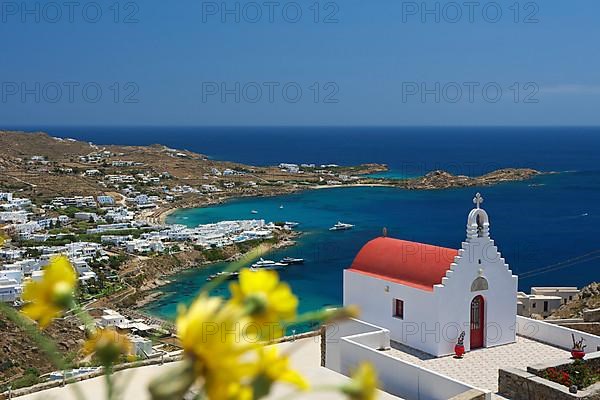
[{"left": 105, "top": 366, "right": 115, "bottom": 400}]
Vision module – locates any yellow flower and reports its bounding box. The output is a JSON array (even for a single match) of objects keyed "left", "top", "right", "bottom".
[
  {"left": 229, "top": 269, "right": 298, "bottom": 339},
  {"left": 341, "top": 363, "right": 379, "bottom": 400},
  {"left": 22, "top": 255, "right": 77, "bottom": 328},
  {"left": 84, "top": 328, "right": 132, "bottom": 366},
  {"left": 175, "top": 295, "right": 255, "bottom": 400}
]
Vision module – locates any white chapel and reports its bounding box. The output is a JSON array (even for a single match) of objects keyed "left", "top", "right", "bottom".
[{"left": 344, "top": 193, "right": 518, "bottom": 357}]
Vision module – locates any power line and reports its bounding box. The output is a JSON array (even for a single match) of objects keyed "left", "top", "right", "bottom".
[{"left": 519, "top": 250, "right": 600, "bottom": 279}]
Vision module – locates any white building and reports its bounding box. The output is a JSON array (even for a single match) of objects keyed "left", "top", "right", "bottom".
[
  {"left": 0, "top": 270, "right": 23, "bottom": 284},
  {"left": 0, "top": 278, "right": 19, "bottom": 302},
  {"left": 87, "top": 223, "right": 131, "bottom": 234},
  {"left": 201, "top": 184, "right": 220, "bottom": 193},
  {"left": 85, "top": 169, "right": 101, "bottom": 176},
  {"left": 97, "top": 195, "right": 115, "bottom": 205},
  {"left": 531, "top": 286, "right": 579, "bottom": 305},
  {"left": 3, "top": 259, "right": 42, "bottom": 274},
  {"left": 52, "top": 196, "right": 97, "bottom": 208},
  {"left": 8, "top": 198, "right": 32, "bottom": 209},
  {"left": 125, "top": 239, "right": 165, "bottom": 254},
  {"left": 517, "top": 287, "right": 580, "bottom": 318},
  {"left": 344, "top": 193, "right": 518, "bottom": 357},
  {"left": 0, "top": 210, "right": 28, "bottom": 224},
  {"left": 0, "top": 192, "right": 13, "bottom": 202},
  {"left": 517, "top": 292, "right": 562, "bottom": 318},
  {"left": 111, "top": 160, "right": 136, "bottom": 167},
  {"left": 14, "top": 221, "right": 43, "bottom": 238},
  {"left": 0, "top": 249, "right": 26, "bottom": 261},
  {"left": 71, "top": 258, "right": 97, "bottom": 281},
  {"left": 98, "top": 310, "right": 128, "bottom": 328},
  {"left": 133, "top": 194, "right": 149, "bottom": 205},
  {"left": 101, "top": 235, "right": 133, "bottom": 245},
  {"left": 279, "top": 163, "right": 300, "bottom": 173},
  {"left": 129, "top": 335, "right": 153, "bottom": 358},
  {"left": 104, "top": 208, "right": 134, "bottom": 223}
]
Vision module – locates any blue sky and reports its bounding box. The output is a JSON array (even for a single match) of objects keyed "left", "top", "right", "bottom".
[{"left": 1, "top": 0, "right": 600, "bottom": 126}]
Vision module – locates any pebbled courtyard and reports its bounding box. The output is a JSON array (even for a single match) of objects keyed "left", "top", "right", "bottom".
[{"left": 385, "top": 335, "right": 568, "bottom": 398}]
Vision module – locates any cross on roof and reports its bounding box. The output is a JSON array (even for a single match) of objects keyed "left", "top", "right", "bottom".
[{"left": 473, "top": 193, "right": 484, "bottom": 209}]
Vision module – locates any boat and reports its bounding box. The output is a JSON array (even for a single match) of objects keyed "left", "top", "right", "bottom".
[
  {"left": 280, "top": 257, "right": 304, "bottom": 264},
  {"left": 206, "top": 271, "right": 240, "bottom": 282},
  {"left": 329, "top": 221, "right": 354, "bottom": 231},
  {"left": 251, "top": 258, "right": 288, "bottom": 270},
  {"left": 284, "top": 221, "right": 300, "bottom": 227},
  {"left": 251, "top": 210, "right": 258, "bottom": 214},
  {"left": 279, "top": 205, "right": 284, "bottom": 209}
]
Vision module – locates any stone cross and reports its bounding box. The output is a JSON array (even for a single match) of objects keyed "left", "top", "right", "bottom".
[{"left": 473, "top": 193, "right": 484, "bottom": 209}]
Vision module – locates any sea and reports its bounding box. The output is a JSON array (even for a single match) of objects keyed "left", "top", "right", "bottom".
[{"left": 29, "top": 126, "right": 600, "bottom": 326}]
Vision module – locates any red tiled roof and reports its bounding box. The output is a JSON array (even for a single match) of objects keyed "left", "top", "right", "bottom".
[{"left": 348, "top": 237, "right": 458, "bottom": 291}]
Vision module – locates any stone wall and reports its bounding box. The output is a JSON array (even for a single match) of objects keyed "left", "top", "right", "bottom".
[
  {"left": 499, "top": 352, "right": 600, "bottom": 400},
  {"left": 561, "top": 323, "right": 600, "bottom": 338},
  {"left": 584, "top": 308, "right": 600, "bottom": 323}
]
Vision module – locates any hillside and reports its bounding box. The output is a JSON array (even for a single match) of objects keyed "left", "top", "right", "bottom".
[
  {"left": 0, "top": 314, "right": 85, "bottom": 392},
  {"left": 550, "top": 282, "right": 600, "bottom": 319},
  {"left": 0, "top": 130, "right": 386, "bottom": 205}
]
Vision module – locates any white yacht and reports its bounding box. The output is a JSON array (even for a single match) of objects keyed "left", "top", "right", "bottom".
[
  {"left": 329, "top": 221, "right": 354, "bottom": 231},
  {"left": 251, "top": 258, "right": 288, "bottom": 270},
  {"left": 280, "top": 257, "right": 304, "bottom": 264}
]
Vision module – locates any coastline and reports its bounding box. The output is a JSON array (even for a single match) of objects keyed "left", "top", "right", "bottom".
[
  {"left": 156, "top": 169, "right": 543, "bottom": 226},
  {"left": 157, "top": 207, "right": 177, "bottom": 224},
  {"left": 126, "top": 230, "right": 300, "bottom": 313}
]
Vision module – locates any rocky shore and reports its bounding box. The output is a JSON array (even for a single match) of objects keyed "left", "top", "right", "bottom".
[{"left": 399, "top": 168, "right": 541, "bottom": 190}]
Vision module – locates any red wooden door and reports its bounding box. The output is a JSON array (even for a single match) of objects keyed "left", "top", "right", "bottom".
[{"left": 470, "top": 295, "right": 485, "bottom": 349}]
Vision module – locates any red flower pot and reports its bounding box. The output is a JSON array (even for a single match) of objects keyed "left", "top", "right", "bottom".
[
  {"left": 571, "top": 350, "right": 585, "bottom": 360},
  {"left": 455, "top": 344, "right": 465, "bottom": 358}
]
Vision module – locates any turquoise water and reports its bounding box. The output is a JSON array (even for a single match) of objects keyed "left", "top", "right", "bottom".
[
  {"left": 143, "top": 171, "right": 600, "bottom": 324},
  {"left": 365, "top": 171, "right": 416, "bottom": 179}
]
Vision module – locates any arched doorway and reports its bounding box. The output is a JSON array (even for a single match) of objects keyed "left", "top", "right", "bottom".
[{"left": 470, "top": 295, "right": 485, "bottom": 349}]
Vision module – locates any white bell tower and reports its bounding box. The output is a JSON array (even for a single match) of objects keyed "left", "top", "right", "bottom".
[{"left": 466, "top": 192, "right": 490, "bottom": 241}]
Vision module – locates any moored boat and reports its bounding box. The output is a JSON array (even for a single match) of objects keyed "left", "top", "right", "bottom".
[
  {"left": 206, "top": 271, "right": 240, "bottom": 281},
  {"left": 280, "top": 257, "right": 304, "bottom": 264},
  {"left": 329, "top": 221, "right": 354, "bottom": 231},
  {"left": 251, "top": 258, "right": 288, "bottom": 270}
]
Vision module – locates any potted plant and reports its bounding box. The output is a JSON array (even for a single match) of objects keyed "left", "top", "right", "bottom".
[
  {"left": 571, "top": 334, "right": 586, "bottom": 359},
  {"left": 455, "top": 331, "right": 465, "bottom": 358}
]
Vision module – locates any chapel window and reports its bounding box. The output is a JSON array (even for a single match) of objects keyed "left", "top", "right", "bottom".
[{"left": 393, "top": 299, "right": 404, "bottom": 319}]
